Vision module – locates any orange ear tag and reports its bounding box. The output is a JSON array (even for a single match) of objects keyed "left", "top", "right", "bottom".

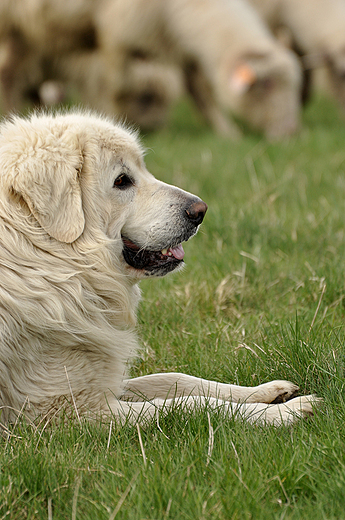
[{"left": 229, "top": 63, "right": 257, "bottom": 94}]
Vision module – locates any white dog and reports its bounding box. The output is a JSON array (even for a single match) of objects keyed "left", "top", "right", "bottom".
[{"left": 0, "top": 111, "right": 318, "bottom": 427}]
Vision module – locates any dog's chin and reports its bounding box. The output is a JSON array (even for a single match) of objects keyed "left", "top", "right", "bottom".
[{"left": 121, "top": 237, "right": 185, "bottom": 277}]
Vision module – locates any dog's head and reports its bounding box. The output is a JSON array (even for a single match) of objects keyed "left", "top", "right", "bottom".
[{"left": 0, "top": 111, "right": 207, "bottom": 278}]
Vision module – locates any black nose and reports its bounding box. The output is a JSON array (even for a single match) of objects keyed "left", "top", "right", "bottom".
[{"left": 185, "top": 200, "right": 208, "bottom": 226}]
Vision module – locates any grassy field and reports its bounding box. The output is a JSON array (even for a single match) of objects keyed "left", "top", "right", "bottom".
[{"left": 1, "top": 95, "right": 345, "bottom": 519}]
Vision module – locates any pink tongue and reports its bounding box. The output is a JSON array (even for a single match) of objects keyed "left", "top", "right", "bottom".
[{"left": 170, "top": 244, "right": 185, "bottom": 260}]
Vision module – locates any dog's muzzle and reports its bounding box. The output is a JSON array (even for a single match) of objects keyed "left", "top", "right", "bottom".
[{"left": 122, "top": 198, "right": 207, "bottom": 276}]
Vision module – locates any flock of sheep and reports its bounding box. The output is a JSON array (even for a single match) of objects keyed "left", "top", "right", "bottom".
[{"left": 0, "top": 0, "right": 344, "bottom": 140}]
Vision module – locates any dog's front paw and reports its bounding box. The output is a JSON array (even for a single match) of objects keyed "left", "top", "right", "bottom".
[
  {"left": 261, "top": 395, "right": 322, "bottom": 426},
  {"left": 248, "top": 380, "right": 299, "bottom": 404}
]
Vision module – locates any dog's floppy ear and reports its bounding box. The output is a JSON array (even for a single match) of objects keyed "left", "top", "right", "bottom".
[{"left": 12, "top": 146, "right": 85, "bottom": 243}]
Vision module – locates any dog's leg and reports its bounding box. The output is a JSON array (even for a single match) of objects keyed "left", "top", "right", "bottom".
[
  {"left": 110, "top": 394, "right": 320, "bottom": 427},
  {"left": 121, "top": 372, "right": 299, "bottom": 404}
]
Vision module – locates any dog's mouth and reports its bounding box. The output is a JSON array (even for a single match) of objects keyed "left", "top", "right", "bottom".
[{"left": 122, "top": 237, "right": 185, "bottom": 275}]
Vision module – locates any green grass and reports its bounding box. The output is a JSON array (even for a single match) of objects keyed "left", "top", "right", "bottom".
[{"left": 1, "top": 95, "right": 345, "bottom": 519}]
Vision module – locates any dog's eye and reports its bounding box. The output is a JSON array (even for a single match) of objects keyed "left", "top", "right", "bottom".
[{"left": 113, "top": 173, "right": 134, "bottom": 189}]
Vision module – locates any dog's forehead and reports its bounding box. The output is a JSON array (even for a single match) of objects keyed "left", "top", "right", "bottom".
[
  {"left": 97, "top": 127, "right": 144, "bottom": 167},
  {"left": 65, "top": 113, "right": 145, "bottom": 168}
]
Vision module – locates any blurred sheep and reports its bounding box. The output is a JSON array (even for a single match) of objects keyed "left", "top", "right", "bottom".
[
  {"left": 96, "top": 0, "right": 302, "bottom": 139},
  {"left": 0, "top": 0, "right": 96, "bottom": 110},
  {"left": 249, "top": 0, "right": 345, "bottom": 111},
  {"left": 0, "top": 0, "right": 182, "bottom": 129},
  {"left": 0, "top": 0, "right": 302, "bottom": 139}
]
